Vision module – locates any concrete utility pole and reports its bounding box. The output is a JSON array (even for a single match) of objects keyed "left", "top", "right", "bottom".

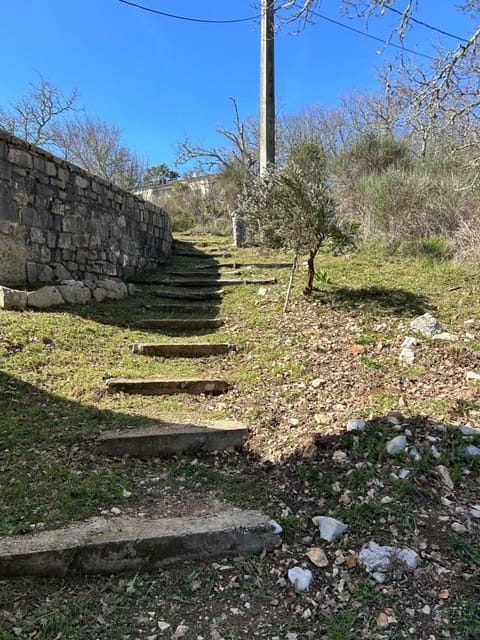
[{"left": 259, "top": 0, "right": 275, "bottom": 176}]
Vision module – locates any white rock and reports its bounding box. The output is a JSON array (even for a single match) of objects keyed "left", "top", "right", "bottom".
[
  {"left": 408, "top": 446, "right": 419, "bottom": 458},
  {"left": 58, "top": 282, "right": 91, "bottom": 304},
  {"left": 461, "top": 445, "right": 480, "bottom": 458},
  {"left": 306, "top": 547, "right": 329, "bottom": 567},
  {"left": 469, "top": 509, "right": 480, "bottom": 519},
  {"left": 387, "top": 415, "right": 401, "bottom": 426},
  {"left": 0, "top": 286, "right": 27, "bottom": 310},
  {"left": 358, "top": 542, "right": 420, "bottom": 582},
  {"left": 460, "top": 424, "right": 480, "bottom": 436},
  {"left": 436, "top": 465, "right": 454, "bottom": 489},
  {"left": 268, "top": 519, "right": 283, "bottom": 534},
  {"left": 432, "top": 332, "right": 458, "bottom": 342},
  {"left": 95, "top": 278, "right": 128, "bottom": 300},
  {"left": 431, "top": 445, "right": 441, "bottom": 458},
  {"left": 257, "top": 287, "right": 268, "bottom": 296},
  {"left": 465, "top": 370, "right": 480, "bottom": 382},
  {"left": 386, "top": 435, "right": 407, "bottom": 456},
  {"left": 158, "top": 621, "right": 171, "bottom": 631},
  {"left": 346, "top": 418, "right": 366, "bottom": 432},
  {"left": 410, "top": 313, "right": 442, "bottom": 337},
  {"left": 399, "top": 347, "right": 415, "bottom": 364},
  {"left": 287, "top": 567, "right": 312, "bottom": 592},
  {"left": 318, "top": 516, "right": 348, "bottom": 542},
  {"left": 27, "top": 286, "right": 64, "bottom": 308},
  {"left": 401, "top": 336, "right": 417, "bottom": 348},
  {"left": 451, "top": 522, "right": 468, "bottom": 534},
  {"left": 398, "top": 469, "right": 410, "bottom": 480}
]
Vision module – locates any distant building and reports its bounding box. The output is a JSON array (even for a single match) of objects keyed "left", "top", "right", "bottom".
[{"left": 135, "top": 174, "right": 215, "bottom": 206}]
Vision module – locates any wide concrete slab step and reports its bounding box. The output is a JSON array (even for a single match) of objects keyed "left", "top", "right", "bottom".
[
  {"left": 155, "top": 290, "right": 223, "bottom": 301},
  {"left": 131, "top": 342, "right": 236, "bottom": 357},
  {"left": 135, "top": 318, "right": 224, "bottom": 330},
  {"left": 106, "top": 378, "right": 230, "bottom": 396},
  {"left": 143, "top": 303, "right": 218, "bottom": 314},
  {"left": 158, "top": 278, "right": 277, "bottom": 287},
  {"left": 174, "top": 250, "right": 231, "bottom": 258},
  {"left": 0, "top": 509, "right": 282, "bottom": 577},
  {"left": 97, "top": 419, "right": 247, "bottom": 457}
]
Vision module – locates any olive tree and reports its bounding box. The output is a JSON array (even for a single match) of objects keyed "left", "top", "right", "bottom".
[{"left": 241, "top": 141, "right": 356, "bottom": 294}]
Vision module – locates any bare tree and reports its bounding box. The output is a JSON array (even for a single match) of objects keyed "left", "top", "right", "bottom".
[
  {"left": 53, "top": 116, "right": 146, "bottom": 190},
  {"left": 0, "top": 76, "right": 79, "bottom": 147},
  {"left": 176, "top": 97, "right": 258, "bottom": 172}
]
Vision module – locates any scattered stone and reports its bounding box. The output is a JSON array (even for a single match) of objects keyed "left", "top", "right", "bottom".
[
  {"left": 317, "top": 516, "right": 348, "bottom": 542},
  {"left": 469, "top": 509, "right": 480, "bottom": 519},
  {"left": 466, "top": 370, "right": 480, "bottom": 382},
  {"left": 94, "top": 278, "right": 128, "bottom": 301},
  {"left": 332, "top": 451, "right": 348, "bottom": 464},
  {"left": 0, "top": 286, "right": 27, "bottom": 310},
  {"left": 398, "top": 469, "right": 410, "bottom": 480},
  {"left": 268, "top": 520, "right": 283, "bottom": 534},
  {"left": 346, "top": 418, "right": 366, "bottom": 432},
  {"left": 158, "top": 621, "right": 170, "bottom": 632},
  {"left": 436, "top": 465, "right": 454, "bottom": 490},
  {"left": 432, "top": 332, "right": 458, "bottom": 342},
  {"left": 451, "top": 522, "right": 468, "bottom": 534},
  {"left": 399, "top": 347, "right": 415, "bottom": 364},
  {"left": 172, "top": 624, "right": 189, "bottom": 639},
  {"left": 27, "top": 286, "right": 64, "bottom": 308},
  {"left": 58, "top": 281, "right": 91, "bottom": 304},
  {"left": 358, "top": 541, "right": 420, "bottom": 583},
  {"left": 408, "top": 446, "right": 420, "bottom": 458},
  {"left": 410, "top": 313, "right": 442, "bottom": 337},
  {"left": 401, "top": 336, "right": 417, "bottom": 348},
  {"left": 461, "top": 445, "right": 480, "bottom": 458},
  {"left": 386, "top": 415, "right": 401, "bottom": 426},
  {"left": 306, "top": 547, "right": 329, "bottom": 567},
  {"left": 459, "top": 424, "right": 480, "bottom": 436},
  {"left": 386, "top": 435, "right": 407, "bottom": 456},
  {"left": 257, "top": 287, "right": 268, "bottom": 296},
  {"left": 287, "top": 567, "right": 313, "bottom": 592},
  {"left": 430, "top": 445, "right": 441, "bottom": 458}
]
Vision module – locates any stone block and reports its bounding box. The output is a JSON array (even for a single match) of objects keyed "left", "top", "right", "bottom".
[
  {"left": 0, "top": 195, "right": 17, "bottom": 222},
  {"left": 45, "top": 161, "right": 57, "bottom": 177},
  {"left": 57, "top": 232, "right": 72, "bottom": 249},
  {"left": 47, "top": 230, "right": 57, "bottom": 248},
  {"left": 27, "top": 286, "right": 64, "bottom": 308},
  {"left": 74, "top": 175, "right": 89, "bottom": 190},
  {"left": 0, "top": 286, "right": 27, "bottom": 310},
  {"left": 30, "top": 227, "right": 46, "bottom": 244},
  {"left": 0, "top": 236, "right": 26, "bottom": 286},
  {"left": 8, "top": 148, "right": 33, "bottom": 168},
  {"left": 0, "top": 159, "right": 12, "bottom": 181},
  {"left": 58, "top": 282, "right": 91, "bottom": 304}
]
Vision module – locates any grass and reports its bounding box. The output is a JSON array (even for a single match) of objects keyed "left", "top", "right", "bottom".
[{"left": 0, "top": 234, "right": 479, "bottom": 639}]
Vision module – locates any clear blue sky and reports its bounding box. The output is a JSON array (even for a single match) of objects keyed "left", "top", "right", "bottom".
[{"left": 0, "top": 1, "right": 475, "bottom": 174}]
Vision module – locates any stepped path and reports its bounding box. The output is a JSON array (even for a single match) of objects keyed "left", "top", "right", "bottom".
[{"left": 0, "top": 236, "right": 283, "bottom": 576}]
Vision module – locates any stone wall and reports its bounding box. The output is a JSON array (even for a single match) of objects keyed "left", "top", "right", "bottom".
[{"left": 0, "top": 129, "right": 172, "bottom": 287}]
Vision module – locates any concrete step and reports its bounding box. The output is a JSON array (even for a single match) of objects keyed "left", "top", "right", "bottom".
[
  {"left": 135, "top": 318, "right": 224, "bottom": 330},
  {"left": 158, "top": 278, "right": 277, "bottom": 287},
  {"left": 0, "top": 509, "right": 282, "bottom": 577},
  {"left": 97, "top": 419, "right": 247, "bottom": 457},
  {"left": 166, "top": 270, "right": 241, "bottom": 277},
  {"left": 173, "top": 250, "right": 231, "bottom": 258},
  {"left": 195, "top": 262, "right": 293, "bottom": 269},
  {"left": 106, "top": 378, "right": 230, "bottom": 396},
  {"left": 143, "top": 303, "right": 218, "bottom": 314},
  {"left": 154, "top": 290, "right": 223, "bottom": 301},
  {"left": 131, "top": 342, "right": 236, "bottom": 357}
]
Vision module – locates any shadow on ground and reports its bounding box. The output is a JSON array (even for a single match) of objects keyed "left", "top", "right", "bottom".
[{"left": 312, "top": 285, "right": 431, "bottom": 316}]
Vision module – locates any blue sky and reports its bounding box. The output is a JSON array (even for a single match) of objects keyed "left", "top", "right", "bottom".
[{"left": 0, "top": 1, "right": 475, "bottom": 175}]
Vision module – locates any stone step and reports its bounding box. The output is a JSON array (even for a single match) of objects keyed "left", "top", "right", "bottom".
[
  {"left": 97, "top": 419, "right": 247, "bottom": 457},
  {"left": 166, "top": 270, "right": 240, "bottom": 277},
  {"left": 106, "top": 378, "right": 230, "bottom": 396},
  {"left": 135, "top": 318, "right": 224, "bottom": 330},
  {"left": 143, "top": 303, "right": 218, "bottom": 314},
  {"left": 0, "top": 509, "right": 281, "bottom": 577},
  {"left": 154, "top": 290, "right": 224, "bottom": 301},
  {"left": 173, "top": 250, "right": 231, "bottom": 258},
  {"left": 132, "top": 342, "right": 235, "bottom": 357},
  {"left": 158, "top": 278, "right": 277, "bottom": 287},
  {"left": 195, "top": 262, "right": 293, "bottom": 269}
]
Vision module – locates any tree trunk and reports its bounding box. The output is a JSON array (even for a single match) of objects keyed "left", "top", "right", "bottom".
[{"left": 303, "top": 248, "right": 317, "bottom": 296}]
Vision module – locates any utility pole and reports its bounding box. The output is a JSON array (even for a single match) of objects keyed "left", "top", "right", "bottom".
[{"left": 259, "top": 0, "right": 275, "bottom": 176}]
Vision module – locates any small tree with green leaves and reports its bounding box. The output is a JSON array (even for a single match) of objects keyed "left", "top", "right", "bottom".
[{"left": 242, "top": 141, "right": 356, "bottom": 294}]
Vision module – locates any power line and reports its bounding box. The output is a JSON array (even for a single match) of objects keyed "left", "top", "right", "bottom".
[
  {"left": 118, "top": 0, "right": 260, "bottom": 24},
  {"left": 384, "top": 5, "right": 469, "bottom": 44},
  {"left": 304, "top": 7, "right": 434, "bottom": 60}
]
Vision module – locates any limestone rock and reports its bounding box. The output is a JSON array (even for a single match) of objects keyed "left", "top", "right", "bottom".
[
  {"left": 399, "top": 347, "right": 415, "bottom": 364},
  {"left": 386, "top": 435, "right": 407, "bottom": 456},
  {"left": 0, "top": 286, "right": 27, "bottom": 310},
  {"left": 346, "top": 418, "right": 366, "bottom": 432},
  {"left": 94, "top": 278, "right": 128, "bottom": 300},
  {"left": 58, "top": 281, "right": 91, "bottom": 304},
  {"left": 461, "top": 445, "right": 480, "bottom": 458},
  {"left": 358, "top": 541, "right": 420, "bottom": 583},
  {"left": 27, "top": 286, "right": 64, "bottom": 308},
  {"left": 287, "top": 566, "right": 313, "bottom": 592},
  {"left": 318, "top": 516, "right": 348, "bottom": 542},
  {"left": 410, "top": 313, "right": 442, "bottom": 337}
]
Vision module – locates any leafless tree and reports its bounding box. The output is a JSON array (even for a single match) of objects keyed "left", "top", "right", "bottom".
[
  {"left": 0, "top": 76, "right": 79, "bottom": 147},
  {"left": 53, "top": 116, "right": 146, "bottom": 190}
]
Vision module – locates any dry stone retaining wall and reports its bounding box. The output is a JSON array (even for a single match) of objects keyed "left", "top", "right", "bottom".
[{"left": 0, "top": 129, "right": 172, "bottom": 287}]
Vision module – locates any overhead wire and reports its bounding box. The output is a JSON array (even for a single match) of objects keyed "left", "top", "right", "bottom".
[
  {"left": 118, "top": 0, "right": 260, "bottom": 24},
  {"left": 383, "top": 5, "right": 469, "bottom": 44}
]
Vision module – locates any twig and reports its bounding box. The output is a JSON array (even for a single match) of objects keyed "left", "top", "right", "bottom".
[{"left": 283, "top": 254, "right": 298, "bottom": 313}]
